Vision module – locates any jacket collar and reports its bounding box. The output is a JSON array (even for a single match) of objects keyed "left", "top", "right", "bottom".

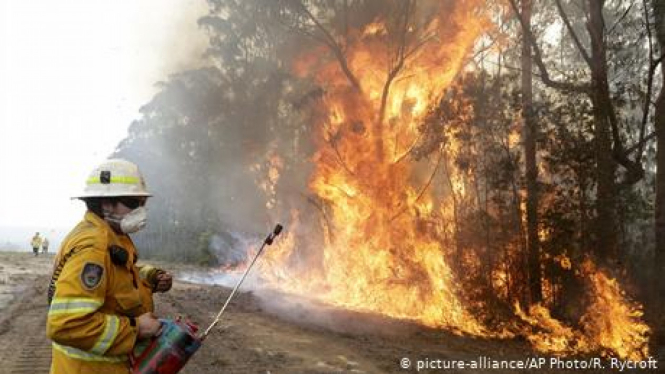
[{"left": 84, "top": 211, "right": 137, "bottom": 269}]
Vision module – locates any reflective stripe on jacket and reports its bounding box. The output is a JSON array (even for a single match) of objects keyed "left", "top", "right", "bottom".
[{"left": 47, "top": 211, "right": 155, "bottom": 374}]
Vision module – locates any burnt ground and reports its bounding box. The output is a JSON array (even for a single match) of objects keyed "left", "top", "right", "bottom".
[{"left": 0, "top": 251, "right": 662, "bottom": 374}]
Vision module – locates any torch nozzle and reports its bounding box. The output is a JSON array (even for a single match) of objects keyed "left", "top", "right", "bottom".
[{"left": 265, "top": 224, "right": 283, "bottom": 245}]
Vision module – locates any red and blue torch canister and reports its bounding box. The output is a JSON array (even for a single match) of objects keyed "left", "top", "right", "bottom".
[{"left": 131, "top": 318, "right": 201, "bottom": 374}]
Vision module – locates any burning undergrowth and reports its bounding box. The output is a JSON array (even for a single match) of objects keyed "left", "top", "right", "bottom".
[{"left": 514, "top": 260, "right": 650, "bottom": 360}]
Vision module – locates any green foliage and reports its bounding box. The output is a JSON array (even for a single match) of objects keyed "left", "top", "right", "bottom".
[{"left": 195, "top": 230, "right": 218, "bottom": 266}]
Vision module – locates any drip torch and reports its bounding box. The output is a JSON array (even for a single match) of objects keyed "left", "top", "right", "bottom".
[{"left": 131, "top": 224, "right": 283, "bottom": 374}]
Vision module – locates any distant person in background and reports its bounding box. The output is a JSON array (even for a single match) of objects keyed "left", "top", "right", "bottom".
[
  {"left": 41, "top": 237, "right": 49, "bottom": 254},
  {"left": 30, "top": 232, "right": 42, "bottom": 256},
  {"left": 46, "top": 158, "right": 172, "bottom": 374}
]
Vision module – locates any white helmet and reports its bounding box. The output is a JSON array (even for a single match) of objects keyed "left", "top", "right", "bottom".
[{"left": 74, "top": 159, "right": 152, "bottom": 199}]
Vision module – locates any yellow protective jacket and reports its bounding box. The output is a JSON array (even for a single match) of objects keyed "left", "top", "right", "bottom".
[
  {"left": 31, "top": 235, "right": 42, "bottom": 248},
  {"left": 47, "top": 211, "right": 156, "bottom": 374}
]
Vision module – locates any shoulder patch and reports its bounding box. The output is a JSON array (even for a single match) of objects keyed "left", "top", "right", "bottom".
[{"left": 80, "top": 262, "right": 104, "bottom": 290}]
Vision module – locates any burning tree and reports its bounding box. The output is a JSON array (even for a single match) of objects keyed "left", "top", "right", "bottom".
[{"left": 254, "top": 0, "right": 492, "bottom": 333}]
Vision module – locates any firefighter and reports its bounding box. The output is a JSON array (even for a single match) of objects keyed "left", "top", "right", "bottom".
[
  {"left": 46, "top": 159, "right": 173, "bottom": 374},
  {"left": 31, "top": 232, "right": 42, "bottom": 256},
  {"left": 42, "top": 237, "right": 49, "bottom": 254}
]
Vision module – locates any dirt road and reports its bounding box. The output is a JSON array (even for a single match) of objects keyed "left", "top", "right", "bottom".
[
  {"left": 0, "top": 251, "right": 660, "bottom": 373},
  {"left": 0, "top": 252, "right": 53, "bottom": 374}
]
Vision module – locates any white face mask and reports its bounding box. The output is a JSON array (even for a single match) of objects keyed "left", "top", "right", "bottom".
[
  {"left": 119, "top": 206, "right": 147, "bottom": 233},
  {"left": 104, "top": 206, "right": 147, "bottom": 234}
]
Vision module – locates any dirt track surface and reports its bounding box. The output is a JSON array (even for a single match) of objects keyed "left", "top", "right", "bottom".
[{"left": 0, "top": 251, "right": 662, "bottom": 374}]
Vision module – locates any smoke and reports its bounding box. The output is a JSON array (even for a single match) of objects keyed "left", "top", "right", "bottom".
[
  {"left": 253, "top": 289, "right": 425, "bottom": 337},
  {"left": 123, "top": 0, "right": 209, "bottom": 97},
  {"left": 209, "top": 230, "right": 257, "bottom": 266},
  {"left": 114, "top": 0, "right": 312, "bottom": 258},
  {"left": 178, "top": 270, "right": 242, "bottom": 289},
  {"left": 178, "top": 268, "right": 423, "bottom": 337}
]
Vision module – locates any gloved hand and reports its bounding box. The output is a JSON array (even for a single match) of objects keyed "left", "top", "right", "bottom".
[
  {"left": 137, "top": 312, "right": 161, "bottom": 339},
  {"left": 138, "top": 265, "right": 173, "bottom": 293},
  {"left": 154, "top": 271, "right": 172, "bottom": 293}
]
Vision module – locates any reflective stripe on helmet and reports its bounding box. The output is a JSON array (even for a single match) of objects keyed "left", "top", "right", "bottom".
[
  {"left": 86, "top": 176, "right": 141, "bottom": 185},
  {"left": 52, "top": 342, "right": 127, "bottom": 363},
  {"left": 48, "top": 297, "right": 103, "bottom": 316},
  {"left": 89, "top": 314, "right": 120, "bottom": 355}
]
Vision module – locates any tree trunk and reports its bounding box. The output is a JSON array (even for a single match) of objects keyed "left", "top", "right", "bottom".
[
  {"left": 511, "top": 0, "right": 621, "bottom": 265},
  {"left": 587, "top": 0, "right": 618, "bottom": 264},
  {"left": 521, "top": 0, "right": 542, "bottom": 304},
  {"left": 651, "top": 0, "right": 665, "bottom": 305}
]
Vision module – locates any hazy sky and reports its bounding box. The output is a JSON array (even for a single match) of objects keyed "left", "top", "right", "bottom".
[{"left": 0, "top": 1, "right": 208, "bottom": 232}]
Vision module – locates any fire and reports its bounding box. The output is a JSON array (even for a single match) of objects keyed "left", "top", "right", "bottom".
[
  {"left": 363, "top": 22, "right": 386, "bottom": 37},
  {"left": 258, "top": 0, "right": 490, "bottom": 335},
  {"left": 243, "top": 0, "right": 651, "bottom": 362},
  {"left": 553, "top": 254, "right": 571, "bottom": 270},
  {"left": 580, "top": 261, "right": 650, "bottom": 361},
  {"left": 491, "top": 267, "right": 509, "bottom": 300},
  {"left": 251, "top": 150, "right": 283, "bottom": 209},
  {"left": 515, "top": 302, "right": 584, "bottom": 354},
  {"left": 515, "top": 260, "right": 650, "bottom": 360}
]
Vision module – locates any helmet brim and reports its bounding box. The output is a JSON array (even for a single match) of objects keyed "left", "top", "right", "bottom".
[{"left": 71, "top": 192, "right": 153, "bottom": 200}]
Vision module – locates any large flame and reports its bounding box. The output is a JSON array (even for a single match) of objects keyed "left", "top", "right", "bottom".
[
  {"left": 268, "top": 0, "right": 490, "bottom": 335},
  {"left": 245, "top": 0, "right": 650, "bottom": 361}
]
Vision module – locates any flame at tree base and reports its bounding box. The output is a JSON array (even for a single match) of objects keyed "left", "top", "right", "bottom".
[
  {"left": 260, "top": 225, "right": 650, "bottom": 360},
  {"left": 259, "top": 209, "right": 488, "bottom": 336},
  {"left": 515, "top": 260, "right": 650, "bottom": 361}
]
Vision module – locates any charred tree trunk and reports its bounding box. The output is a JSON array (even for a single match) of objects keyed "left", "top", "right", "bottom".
[
  {"left": 521, "top": 0, "right": 542, "bottom": 304},
  {"left": 485, "top": 160, "right": 494, "bottom": 292},
  {"left": 587, "top": 0, "right": 618, "bottom": 264},
  {"left": 445, "top": 164, "right": 463, "bottom": 272},
  {"left": 474, "top": 157, "right": 493, "bottom": 291},
  {"left": 652, "top": 0, "right": 665, "bottom": 305}
]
